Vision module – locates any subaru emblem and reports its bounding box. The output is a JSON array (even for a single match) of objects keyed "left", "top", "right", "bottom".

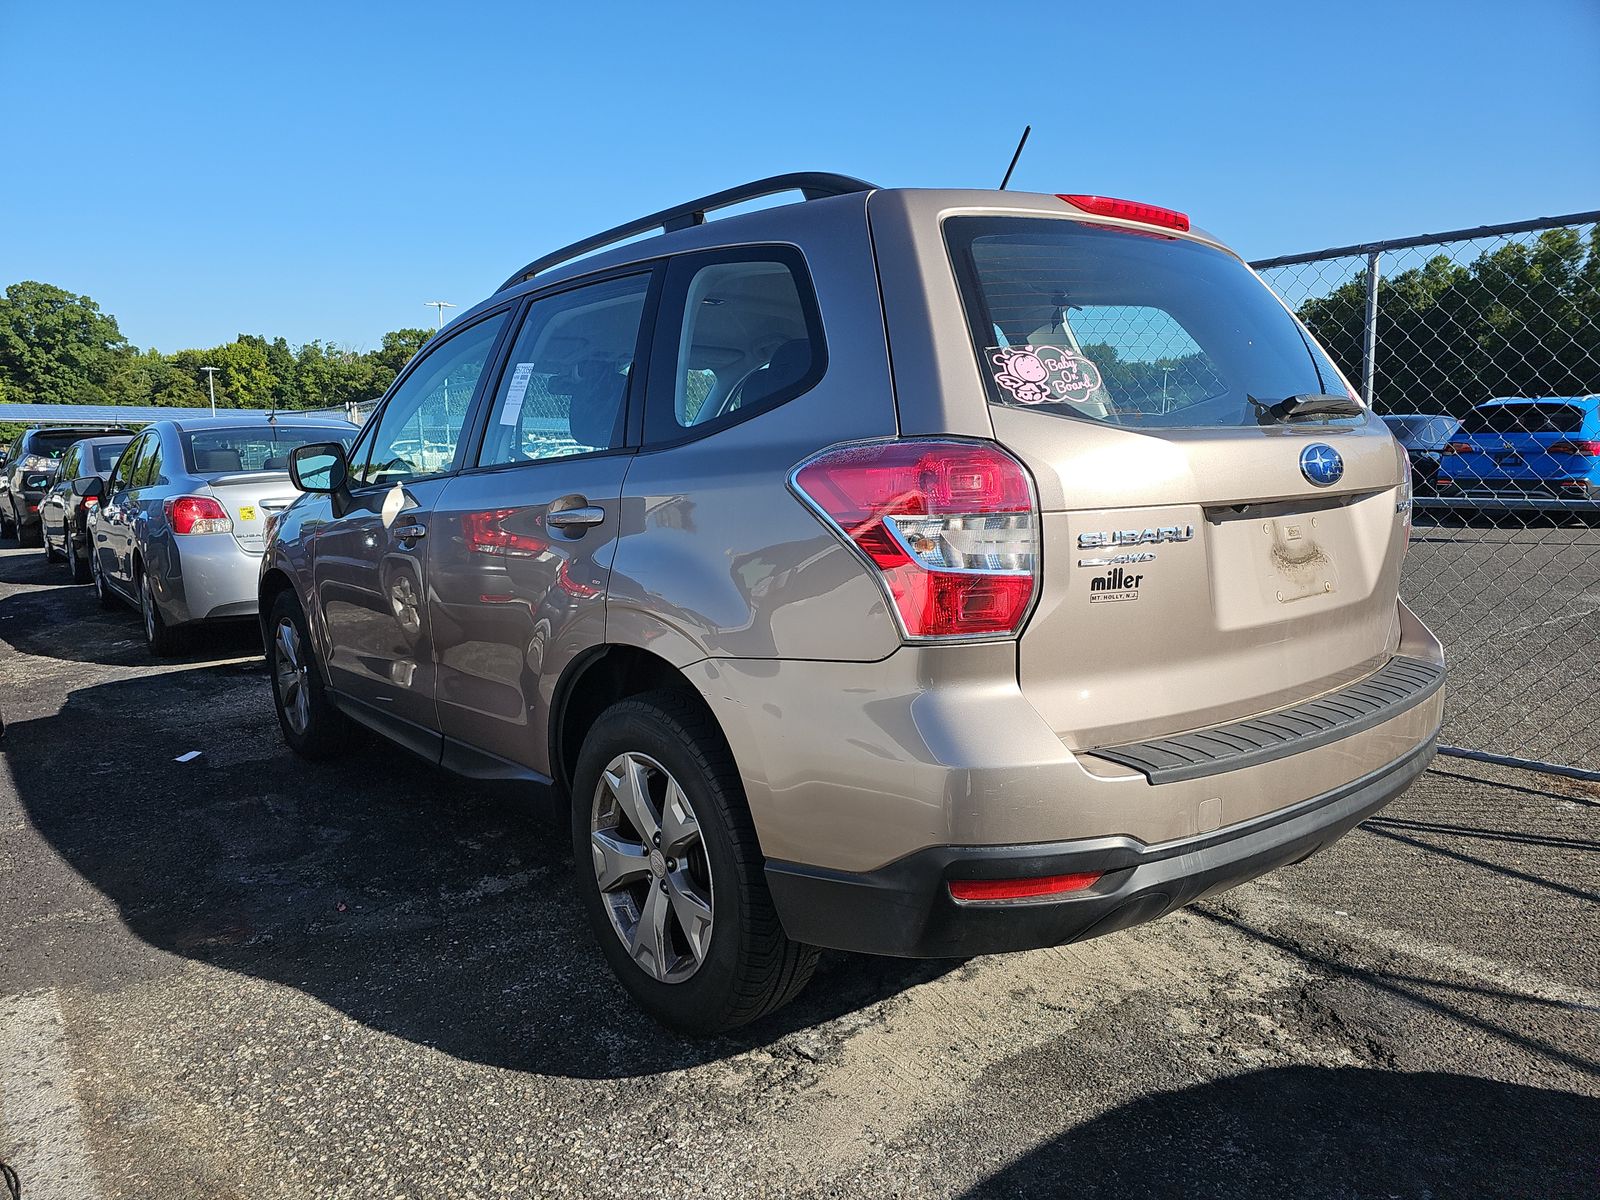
[{"left": 1299, "top": 443, "right": 1344, "bottom": 487}]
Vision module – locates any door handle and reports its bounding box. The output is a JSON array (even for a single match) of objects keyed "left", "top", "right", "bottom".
[
  {"left": 393, "top": 523, "right": 427, "bottom": 542},
  {"left": 546, "top": 505, "right": 605, "bottom": 531}
]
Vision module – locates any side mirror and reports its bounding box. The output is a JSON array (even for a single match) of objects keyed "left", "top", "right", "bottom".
[
  {"left": 289, "top": 442, "right": 349, "bottom": 494},
  {"left": 73, "top": 475, "right": 104, "bottom": 499}
]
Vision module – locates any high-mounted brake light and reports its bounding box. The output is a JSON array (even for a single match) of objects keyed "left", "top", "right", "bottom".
[
  {"left": 164, "top": 495, "right": 232, "bottom": 535},
  {"left": 949, "top": 872, "right": 1102, "bottom": 902},
  {"left": 1058, "top": 194, "right": 1190, "bottom": 233},
  {"left": 791, "top": 439, "right": 1039, "bottom": 640},
  {"left": 1443, "top": 441, "right": 1473, "bottom": 455}
]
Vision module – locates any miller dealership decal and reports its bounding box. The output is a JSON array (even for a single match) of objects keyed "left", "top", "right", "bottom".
[{"left": 1089, "top": 566, "right": 1144, "bottom": 603}]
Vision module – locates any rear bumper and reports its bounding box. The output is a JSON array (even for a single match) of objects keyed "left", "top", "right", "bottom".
[
  {"left": 155, "top": 535, "right": 263, "bottom": 624},
  {"left": 767, "top": 734, "right": 1436, "bottom": 958}
]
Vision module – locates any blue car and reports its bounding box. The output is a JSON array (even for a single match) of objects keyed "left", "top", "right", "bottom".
[{"left": 1437, "top": 396, "right": 1600, "bottom": 508}]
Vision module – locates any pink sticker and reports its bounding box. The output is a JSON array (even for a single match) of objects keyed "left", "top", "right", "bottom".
[{"left": 988, "top": 345, "right": 1105, "bottom": 406}]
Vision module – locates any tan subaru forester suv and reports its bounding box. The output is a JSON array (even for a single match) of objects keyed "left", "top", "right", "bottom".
[{"left": 261, "top": 175, "right": 1444, "bottom": 1033}]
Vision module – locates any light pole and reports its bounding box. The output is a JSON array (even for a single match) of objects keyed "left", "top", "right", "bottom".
[
  {"left": 425, "top": 300, "right": 456, "bottom": 329},
  {"left": 200, "top": 366, "right": 220, "bottom": 417}
]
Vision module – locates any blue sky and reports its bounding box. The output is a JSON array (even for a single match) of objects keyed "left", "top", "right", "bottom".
[{"left": 2, "top": 0, "right": 1596, "bottom": 352}]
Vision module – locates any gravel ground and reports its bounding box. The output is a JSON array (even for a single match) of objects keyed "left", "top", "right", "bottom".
[{"left": 0, "top": 542, "right": 1596, "bottom": 1199}]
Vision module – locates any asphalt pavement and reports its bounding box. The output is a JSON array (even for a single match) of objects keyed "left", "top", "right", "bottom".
[{"left": 1, "top": 542, "right": 1596, "bottom": 1199}]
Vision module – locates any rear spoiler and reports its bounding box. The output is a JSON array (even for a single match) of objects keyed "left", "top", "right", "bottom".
[{"left": 203, "top": 469, "right": 292, "bottom": 486}]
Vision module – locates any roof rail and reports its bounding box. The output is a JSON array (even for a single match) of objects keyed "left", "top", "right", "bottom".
[{"left": 496, "top": 172, "right": 879, "bottom": 293}]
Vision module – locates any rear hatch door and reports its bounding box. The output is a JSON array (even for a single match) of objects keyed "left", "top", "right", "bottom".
[{"left": 942, "top": 210, "right": 1411, "bottom": 750}]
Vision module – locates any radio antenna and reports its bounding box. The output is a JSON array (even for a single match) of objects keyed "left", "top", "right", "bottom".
[{"left": 998, "top": 125, "right": 1031, "bottom": 190}]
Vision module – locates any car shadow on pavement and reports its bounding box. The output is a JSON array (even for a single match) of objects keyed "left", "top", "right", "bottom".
[
  {"left": 960, "top": 1065, "right": 1599, "bottom": 1198},
  {"left": 0, "top": 551, "right": 261, "bottom": 666},
  {"left": 6, "top": 663, "right": 954, "bottom": 1079}
]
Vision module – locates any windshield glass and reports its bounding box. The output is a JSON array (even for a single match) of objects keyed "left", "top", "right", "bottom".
[
  {"left": 1462, "top": 403, "right": 1584, "bottom": 436},
  {"left": 182, "top": 425, "right": 355, "bottom": 475},
  {"left": 946, "top": 217, "right": 1359, "bottom": 429}
]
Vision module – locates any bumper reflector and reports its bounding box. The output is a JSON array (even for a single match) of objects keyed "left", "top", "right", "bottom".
[{"left": 948, "top": 872, "right": 1102, "bottom": 902}]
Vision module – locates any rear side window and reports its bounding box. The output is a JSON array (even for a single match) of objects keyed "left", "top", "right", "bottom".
[
  {"left": 1462, "top": 403, "right": 1584, "bottom": 435},
  {"left": 645, "top": 248, "right": 824, "bottom": 443},
  {"left": 947, "top": 217, "right": 1356, "bottom": 429},
  {"left": 477, "top": 273, "right": 651, "bottom": 468}
]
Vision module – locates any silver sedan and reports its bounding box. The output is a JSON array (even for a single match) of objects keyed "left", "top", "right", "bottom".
[{"left": 81, "top": 416, "right": 357, "bottom": 654}]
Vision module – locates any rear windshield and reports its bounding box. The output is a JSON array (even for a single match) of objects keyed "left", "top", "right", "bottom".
[
  {"left": 1462, "top": 403, "right": 1584, "bottom": 435},
  {"left": 30, "top": 431, "right": 114, "bottom": 459},
  {"left": 182, "top": 425, "right": 355, "bottom": 475},
  {"left": 88, "top": 440, "right": 132, "bottom": 471},
  {"left": 946, "top": 217, "right": 1357, "bottom": 429}
]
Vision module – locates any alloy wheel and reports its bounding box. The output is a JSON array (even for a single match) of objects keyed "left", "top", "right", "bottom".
[
  {"left": 141, "top": 576, "right": 157, "bottom": 642},
  {"left": 589, "top": 751, "right": 715, "bottom": 984},
  {"left": 273, "top": 616, "right": 311, "bottom": 736}
]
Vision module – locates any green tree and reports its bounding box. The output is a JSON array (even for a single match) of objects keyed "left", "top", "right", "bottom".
[{"left": 0, "top": 281, "right": 132, "bottom": 404}]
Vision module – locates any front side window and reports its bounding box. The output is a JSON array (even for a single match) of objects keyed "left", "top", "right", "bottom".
[
  {"left": 477, "top": 274, "right": 651, "bottom": 468},
  {"left": 646, "top": 251, "right": 824, "bottom": 443},
  {"left": 356, "top": 311, "right": 509, "bottom": 486},
  {"left": 947, "top": 217, "right": 1359, "bottom": 429}
]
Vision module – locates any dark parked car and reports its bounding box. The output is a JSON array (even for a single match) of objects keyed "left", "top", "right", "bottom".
[
  {"left": 2, "top": 426, "right": 138, "bottom": 545},
  {"left": 39, "top": 434, "right": 133, "bottom": 581},
  {"left": 1381, "top": 413, "right": 1461, "bottom": 495}
]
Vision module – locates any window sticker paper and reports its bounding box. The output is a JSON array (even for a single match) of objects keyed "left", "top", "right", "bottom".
[
  {"left": 987, "top": 345, "right": 1105, "bottom": 406},
  {"left": 500, "top": 362, "right": 535, "bottom": 425}
]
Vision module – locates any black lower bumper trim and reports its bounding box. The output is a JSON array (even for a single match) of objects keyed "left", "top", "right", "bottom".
[{"left": 766, "top": 735, "right": 1437, "bottom": 958}]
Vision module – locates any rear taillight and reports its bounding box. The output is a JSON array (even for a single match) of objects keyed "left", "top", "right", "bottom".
[
  {"left": 82, "top": 495, "right": 98, "bottom": 507},
  {"left": 1443, "top": 441, "right": 1473, "bottom": 455},
  {"left": 1057, "top": 194, "right": 1190, "bottom": 233},
  {"left": 464, "top": 508, "right": 547, "bottom": 557},
  {"left": 791, "top": 439, "right": 1039, "bottom": 640},
  {"left": 949, "top": 872, "right": 1102, "bottom": 902},
  {"left": 1549, "top": 440, "right": 1600, "bottom": 457},
  {"left": 163, "top": 495, "right": 232, "bottom": 535}
]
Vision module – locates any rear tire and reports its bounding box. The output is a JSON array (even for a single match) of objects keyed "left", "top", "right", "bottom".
[
  {"left": 267, "top": 590, "right": 352, "bottom": 760},
  {"left": 69, "top": 533, "right": 90, "bottom": 583},
  {"left": 92, "top": 552, "right": 120, "bottom": 609},
  {"left": 570, "top": 689, "right": 817, "bottom": 1034},
  {"left": 139, "top": 567, "right": 186, "bottom": 656},
  {"left": 17, "top": 521, "right": 41, "bottom": 548}
]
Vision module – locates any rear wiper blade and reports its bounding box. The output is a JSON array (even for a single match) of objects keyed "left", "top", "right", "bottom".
[{"left": 1248, "top": 393, "right": 1364, "bottom": 423}]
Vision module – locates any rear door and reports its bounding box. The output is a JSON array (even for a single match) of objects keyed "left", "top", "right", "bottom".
[
  {"left": 429, "top": 270, "right": 656, "bottom": 776},
  {"left": 935, "top": 210, "right": 1410, "bottom": 750},
  {"left": 311, "top": 309, "right": 512, "bottom": 748}
]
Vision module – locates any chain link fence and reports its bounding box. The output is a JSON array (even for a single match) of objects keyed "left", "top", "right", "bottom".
[{"left": 1253, "top": 212, "right": 1600, "bottom": 777}]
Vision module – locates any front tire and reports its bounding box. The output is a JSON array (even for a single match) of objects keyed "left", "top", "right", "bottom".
[
  {"left": 571, "top": 690, "right": 817, "bottom": 1034},
  {"left": 267, "top": 590, "right": 352, "bottom": 760},
  {"left": 43, "top": 525, "right": 63, "bottom": 564}
]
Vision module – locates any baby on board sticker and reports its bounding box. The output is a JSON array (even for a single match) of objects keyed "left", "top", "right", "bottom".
[{"left": 989, "top": 345, "right": 1104, "bottom": 406}]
